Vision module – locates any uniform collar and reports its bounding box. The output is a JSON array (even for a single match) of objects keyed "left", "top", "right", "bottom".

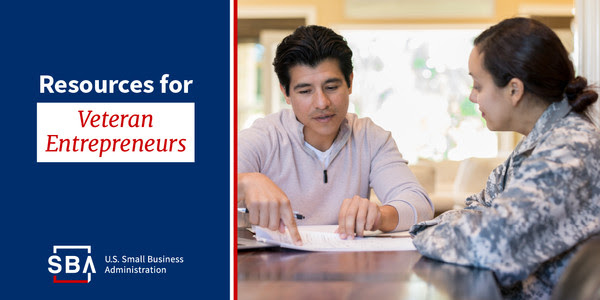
[{"left": 514, "top": 98, "right": 572, "bottom": 155}]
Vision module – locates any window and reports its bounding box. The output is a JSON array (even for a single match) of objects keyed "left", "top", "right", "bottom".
[
  {"left": 341, "top": 28, "right": 498, "bottom": 162},
  {"left": 237, "top": 42, "right": 265, "bottom": 129}
]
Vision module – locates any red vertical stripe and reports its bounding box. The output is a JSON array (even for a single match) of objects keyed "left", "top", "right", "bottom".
[{"left": 233, "top": 1, "right": 239, "bottom": 300}]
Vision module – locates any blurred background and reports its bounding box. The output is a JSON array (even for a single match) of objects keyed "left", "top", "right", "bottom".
[{"left": 236, "top": 0, "right": 599, "bottom": 215}]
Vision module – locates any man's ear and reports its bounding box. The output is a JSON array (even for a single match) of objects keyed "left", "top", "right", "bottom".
[
  {"left": 280, "top": 84, "right": 291, "bottom": 105},
  {"left": 507, "top": 78, "right": 525, "bottom": 106},
  {"left": 348, "top": 72, "right": 354, "bottom": 94}
]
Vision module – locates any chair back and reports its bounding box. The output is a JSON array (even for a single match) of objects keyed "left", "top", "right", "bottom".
[
  {"left": 551, "top": 235, "right": 600, "bottom": 300},
  {"left": 453, "top": 157, "right": 504, "bottom": 194}
]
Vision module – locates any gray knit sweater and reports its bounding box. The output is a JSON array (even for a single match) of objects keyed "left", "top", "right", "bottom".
[{"left": 238, "top": 109, "right": 433, "bottom": 231}]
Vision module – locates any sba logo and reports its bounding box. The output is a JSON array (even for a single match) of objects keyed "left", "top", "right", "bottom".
[{"left": 48, "top": 245, "right": 96, "bottom": 283}]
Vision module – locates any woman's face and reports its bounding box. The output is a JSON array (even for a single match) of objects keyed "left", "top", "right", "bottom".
[{"left": 468, "top": 47, "right": 514, "bottom": 132}]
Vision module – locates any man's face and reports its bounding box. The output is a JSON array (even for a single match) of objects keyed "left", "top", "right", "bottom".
[{"left": 282, "top": 58, "right": 352, "bottom": 151}]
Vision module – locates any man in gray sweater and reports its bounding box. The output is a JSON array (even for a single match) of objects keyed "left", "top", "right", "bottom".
[{"left": 238, "top": 25, "right": 433, "bottom": 245}]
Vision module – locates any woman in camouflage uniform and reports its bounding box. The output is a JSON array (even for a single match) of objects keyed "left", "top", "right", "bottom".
[{"left": 409, "top": 17, "right": 600, "bottom": 299}]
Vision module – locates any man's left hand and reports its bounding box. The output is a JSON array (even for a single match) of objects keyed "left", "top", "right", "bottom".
[{"left": 337, "top": 195, "right": 381, "bottom": 239}]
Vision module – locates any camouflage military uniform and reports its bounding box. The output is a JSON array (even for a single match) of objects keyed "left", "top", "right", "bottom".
[{"left": 410, "top": 98, "right": 600, "bottom": 299}]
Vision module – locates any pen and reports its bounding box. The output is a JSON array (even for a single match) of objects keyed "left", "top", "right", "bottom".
[{"left": 237, "top": 207, "right": 305, "bottom": 220}]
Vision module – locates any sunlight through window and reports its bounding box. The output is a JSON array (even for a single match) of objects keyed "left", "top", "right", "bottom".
[{"left": 341, "top": 28, "right": 498, "bottom": 162}]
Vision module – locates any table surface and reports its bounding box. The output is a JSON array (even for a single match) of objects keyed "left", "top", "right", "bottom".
[{"left": 237, "top": 228, "right": 502, "bottom": 300}]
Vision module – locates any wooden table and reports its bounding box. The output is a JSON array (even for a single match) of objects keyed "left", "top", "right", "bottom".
[{"left": 237, "top": 228, "right": 502, "bottom": 300}]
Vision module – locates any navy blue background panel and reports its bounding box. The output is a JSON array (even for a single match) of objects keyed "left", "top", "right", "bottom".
[{"left": 1, "top": 1, "right": 231, "bottom": 298}]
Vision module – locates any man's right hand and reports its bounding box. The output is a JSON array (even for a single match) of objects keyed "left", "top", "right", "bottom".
[{"left": 237, "top": 172, "right": 302, "bottom": 245}]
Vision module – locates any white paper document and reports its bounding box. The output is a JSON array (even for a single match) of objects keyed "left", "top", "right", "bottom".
[{"left": 253, "top": 225, "right": 416, "bottom": 252}]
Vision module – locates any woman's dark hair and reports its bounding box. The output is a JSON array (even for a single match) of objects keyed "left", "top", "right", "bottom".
[
  {"left": 474, "top": 17, "right": 597, "bottom": 113},
  {"left": 273, "top": 25, "right": 353, "bottom": 96}
]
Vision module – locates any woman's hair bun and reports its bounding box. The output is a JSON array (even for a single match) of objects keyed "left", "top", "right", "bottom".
[{"left": 565, "top": 76, "right": 598, "bottom": 113}]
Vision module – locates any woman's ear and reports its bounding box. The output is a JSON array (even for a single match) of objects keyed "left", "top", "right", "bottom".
[{"left": 508, "top": 78, "right": 525, "bottom": 106}]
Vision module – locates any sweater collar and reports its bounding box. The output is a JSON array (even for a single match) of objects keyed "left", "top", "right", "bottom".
[{"left": 283, "top": 109, "right": 352, "bottom": 159}]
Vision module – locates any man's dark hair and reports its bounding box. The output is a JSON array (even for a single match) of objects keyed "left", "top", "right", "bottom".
[{"left": 273, "top": 25, "right": 353, "bottom": 96}]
